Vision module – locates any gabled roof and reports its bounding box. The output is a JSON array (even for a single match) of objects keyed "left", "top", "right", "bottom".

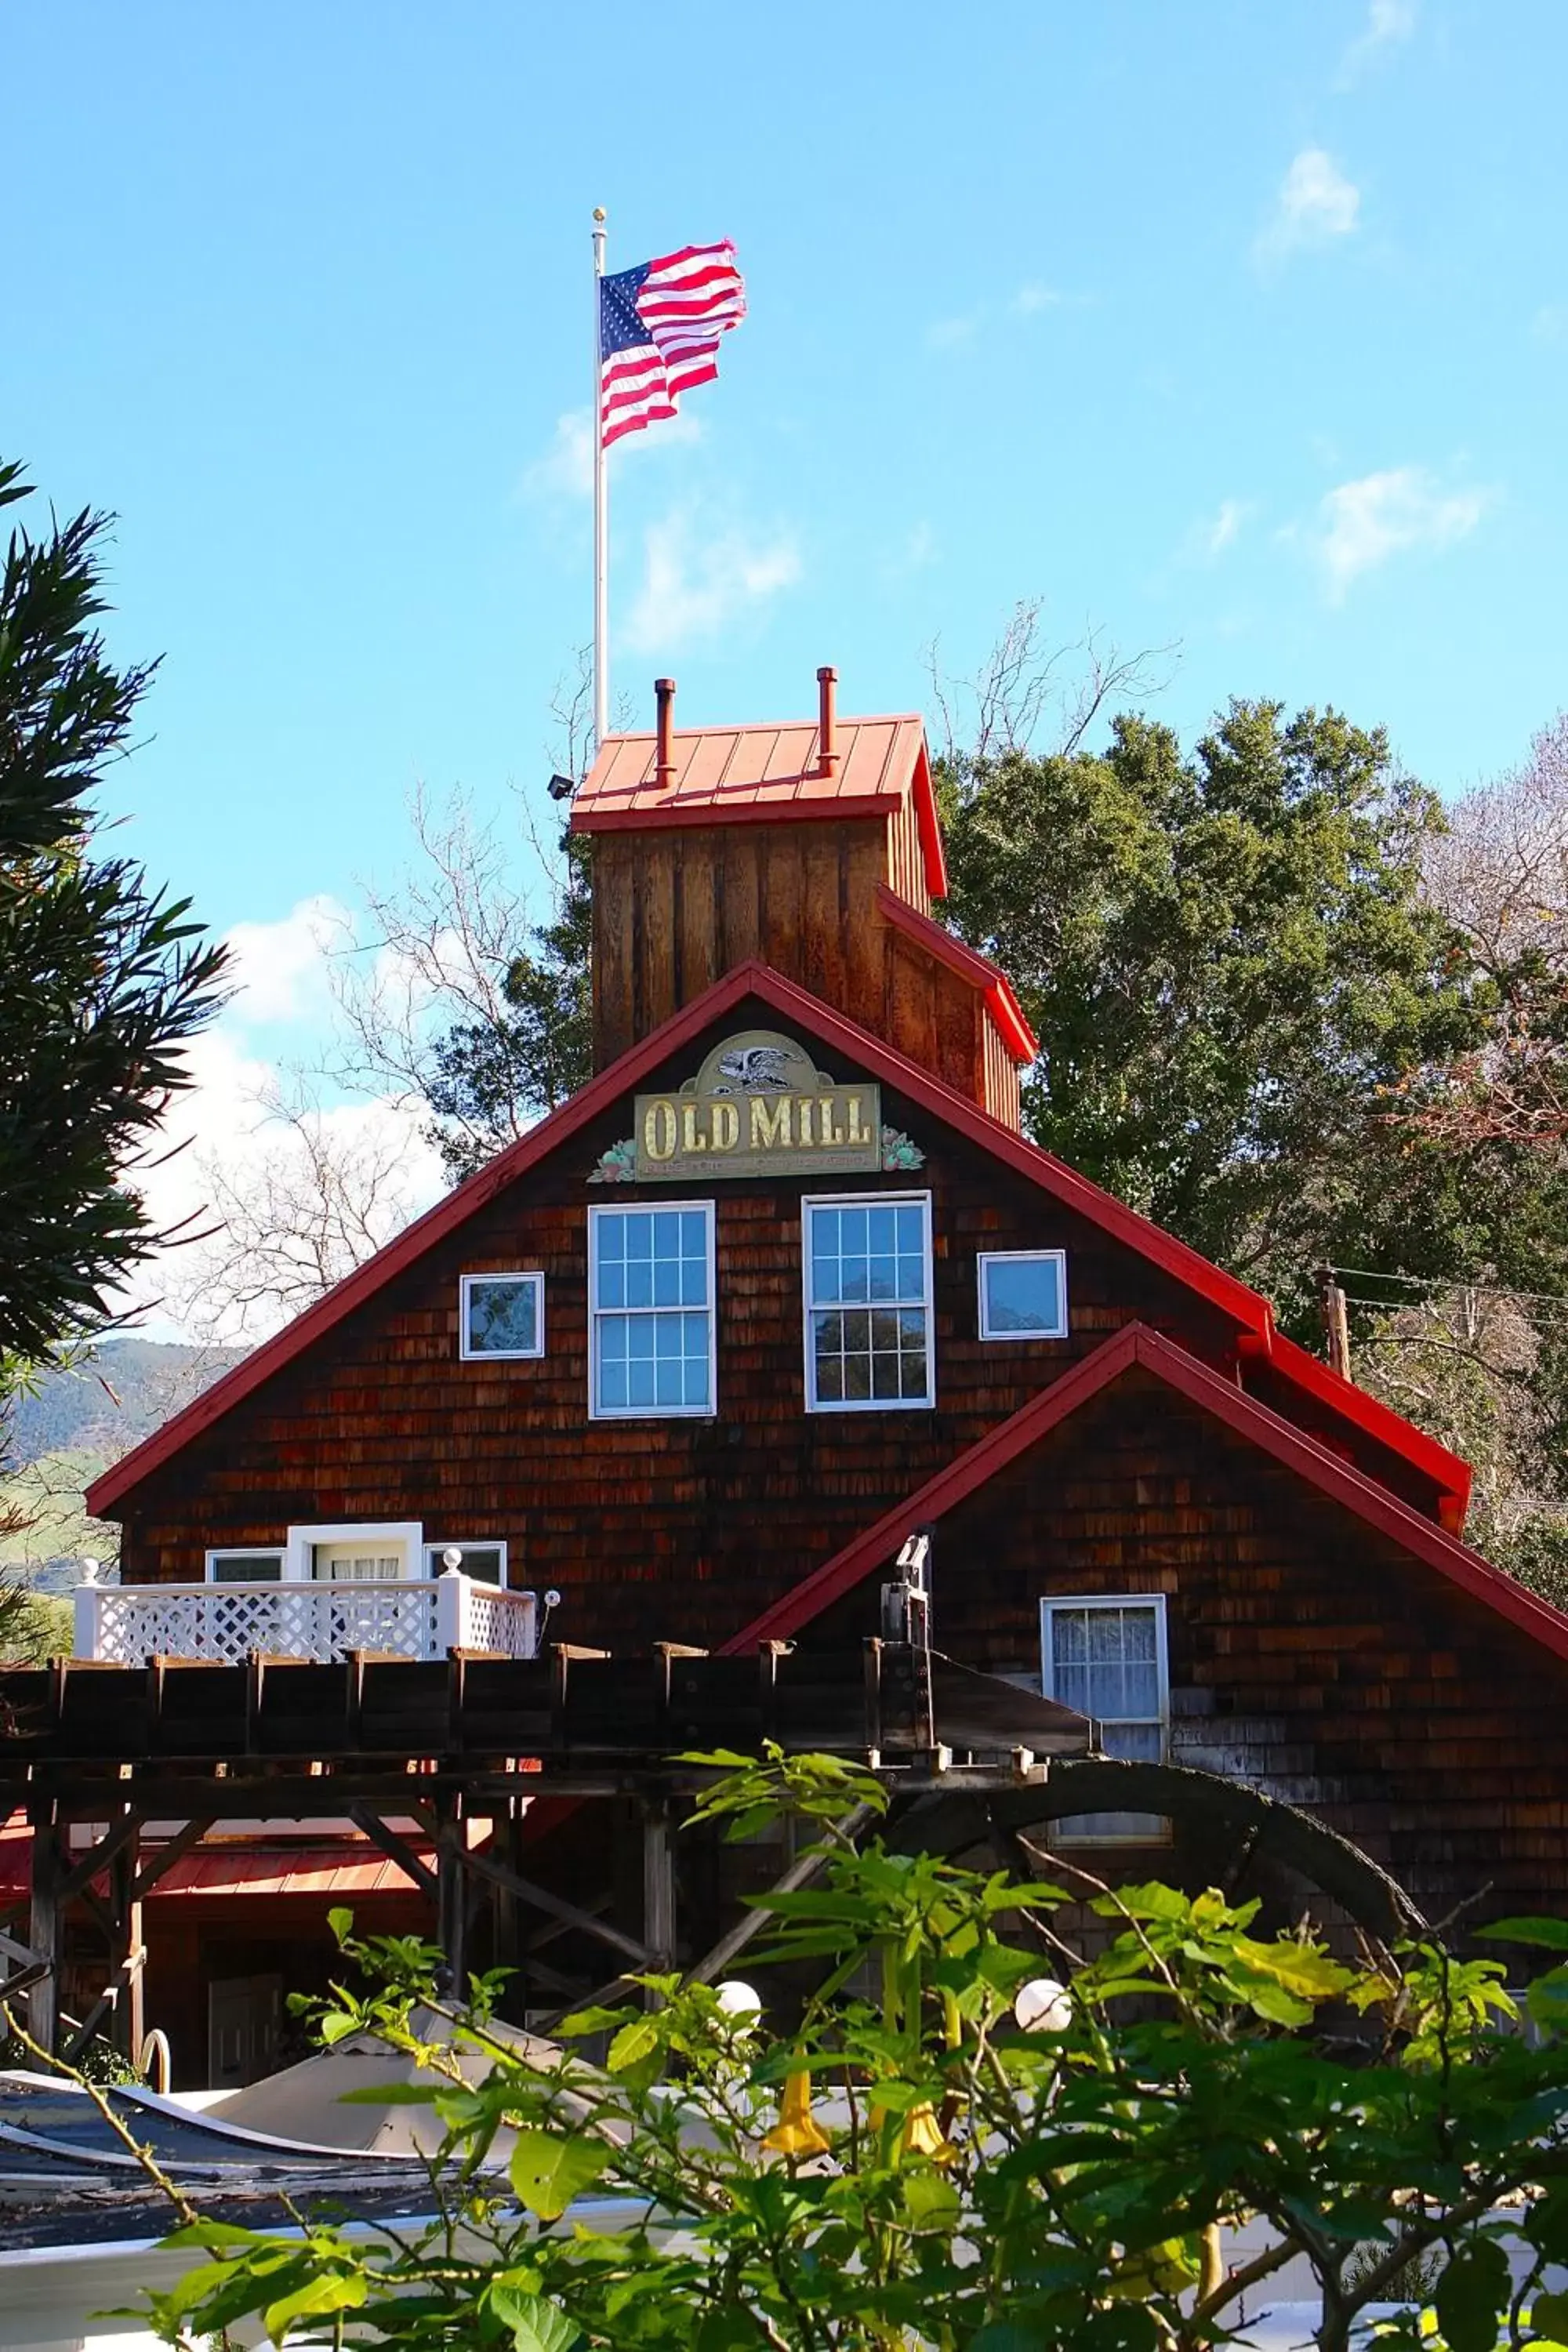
[
  {"left": 571, "top": 711, "right": 948, "bottom": 897},
  {"left": 86, "top": 961, "right": 1275, "bottom": 1518},
  {"left": 874, "top": 884, "right": 1038, "bottom": 1065},
  {"left": 86, "top": 964, "right": 1462, "bottom": 1538},
  {"left": 721, "top": 1322, "right": 1568, "bottom": 1666}
]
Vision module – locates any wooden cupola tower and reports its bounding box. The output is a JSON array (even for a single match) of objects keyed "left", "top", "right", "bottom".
[{"left": 570, "top": 669, "right": 1036, "bottom": 1127}]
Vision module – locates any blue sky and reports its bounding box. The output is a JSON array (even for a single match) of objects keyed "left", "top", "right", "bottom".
[{"left": 6, "top": 0, "right": 1566, "bottom": 1327}]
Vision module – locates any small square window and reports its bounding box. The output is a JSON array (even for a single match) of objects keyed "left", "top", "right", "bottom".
[
  {"left": 978, "top": 1250, "right": 1068, "bottom": 1341},
  {"left": 460, "top": 1272, "right": 544, "bottom": 1360}
]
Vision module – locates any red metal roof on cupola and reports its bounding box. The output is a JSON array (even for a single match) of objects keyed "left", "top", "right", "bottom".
[{"left": 571, "top": 704, "right": 947, "bottom": 898}]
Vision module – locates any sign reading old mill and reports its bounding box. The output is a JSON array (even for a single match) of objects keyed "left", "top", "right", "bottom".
[
  {"left": 588, "top": 1032, "right": 923, "bottom": 1184},
  {"left": 635, "top": 1032, "right": 880, "bottom": 1180}
]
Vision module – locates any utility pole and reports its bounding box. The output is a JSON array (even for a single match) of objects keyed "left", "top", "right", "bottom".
[{"left": 1317, "top": 1266, "right": 1352, "bottom": 1380}]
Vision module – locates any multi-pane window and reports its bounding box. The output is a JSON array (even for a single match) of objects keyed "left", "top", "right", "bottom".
[
  {"left": 589, "top": 1203, "right": 716, "bottom": 1417},
  {"left": 803, "top": 1194, "right": 935, "bottom": 1411},
  {"left": 978, "top": 1250, "right": 1068, "bottom": 1341},
  {"left": 206, "top": 1550, "right": 285, "bottom": 1584},
  {"left": 459, "top": 1272, "right": 544, "bottom": 1359},
  {"left": 1040, "top": 1595, "right": 1170, "bottom": 1844}
]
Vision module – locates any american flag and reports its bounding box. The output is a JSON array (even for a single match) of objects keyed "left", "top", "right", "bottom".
[{"left": 598, "top": 241, "right": 746, "bottom": 451}]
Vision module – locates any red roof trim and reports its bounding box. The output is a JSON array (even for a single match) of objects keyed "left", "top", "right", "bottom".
[
  {"left": 910, "top": 737, "right": 948, "bottom": 899},
  {"left": 724, "top": 1323, "right": 1568, "bottom": 1666},
  {"left": 875, "top": 885, "right": 1038, "bottom": 1062},
  {"left": 87, "top": 963, "right": 1273, "bottom": 1518},
  {"left": 1265, "top": 1330, "right": 1473, "bottom": 1521}
]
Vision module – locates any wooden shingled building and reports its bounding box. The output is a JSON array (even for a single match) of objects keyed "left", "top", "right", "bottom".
[{"left": 63, "top": 667, "right": 1568, "bottom": 2075}]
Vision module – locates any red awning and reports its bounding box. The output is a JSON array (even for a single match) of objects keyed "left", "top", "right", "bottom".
[{"left": 0, "top": 1819, "right": 430, "bottom": 1904}]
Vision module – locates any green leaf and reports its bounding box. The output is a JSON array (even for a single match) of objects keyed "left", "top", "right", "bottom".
[
  {"left": 1530, "top": 2290, "right": 1568, "bottom": 2343},
  {"left": 1527, "top": 1965, "right": 1568, "bottom": 2035},
  {"left": 508, "top": 2128, "right": 611, "bottom": 2221},
  {"left": 1478, "top": 1916, "right": 1568, "bottom": 1949},
  {"left": 607, "top": 2013, "right": 662, "bottom": 2074},
  {"left": 903, "top": 2170, "right": 961, "bottom": 2233},
  {"left": 327, "top": 1904, "right": 355, "bottom": 1943},
  {"left": 263, "top": 2270, "right": 367, "bottom": 2342},
  {"left": 1433, "top": 2238, "right": 1511, "bottom": 2352},
  {"left": 487, "top": 2283, "right": 583, "bottom": 2351}
]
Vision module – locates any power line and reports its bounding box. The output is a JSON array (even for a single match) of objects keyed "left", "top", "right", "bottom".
[{"left": 1330, "top": 1265, "right": 1568, "bottom": 1312}]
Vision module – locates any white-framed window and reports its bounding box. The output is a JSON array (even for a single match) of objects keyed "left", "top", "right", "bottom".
[
  {"left": 978, "top": 1249, "right": 1069, "bottom": 1341},
  {"left": 1040, "top": 1594, "right": 1171, "bottom": 1846},
  {"left": 205, "top": 1548, "right": 285, "bottom": 1584},
  {"left": 281, "top": 1521, "right": 424, "bottom": 1583},
  {"left": 459, "top": 1271, "right": 544, "bottom": 1361},
  {"left": 588, "top": 1202, "right": 716, "bottom": 1418},
  {"left": 802, "top": 1192, "right": 935, "bottom": 1412},
  {"left": 423, "top": 1540, "right": 507, "bottom": 1585}
]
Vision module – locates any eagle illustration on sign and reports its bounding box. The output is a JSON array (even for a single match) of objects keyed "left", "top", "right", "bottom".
[{"left": 713, "top": 1043, "right": 794, "bottom": 1095}]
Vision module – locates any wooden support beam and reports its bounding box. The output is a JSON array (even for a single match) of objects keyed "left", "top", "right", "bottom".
[
  {"left": 682, "top": 1801, "right": 877, "bottom": 1988},
  {"left": 347, "top": 1805, "right": 439, "bottom": 1900},
  {"left": 459, "top": 1841, "right": 652, "bottom": 1968},
  {"left": 55, "top": 1809, "right": 143, "bottom": 1905},
  {"left": 24, "top": 1813, "right": 64, "bottom": 2056},
  {"left": 435, "top": 1794, "right": 467, "bottom": 1991},
  {"left": 109, "top": 1830, "right": 145, "bottom": 2070},
  {"left": 130, "top": 1817, "right": 216, "bottom": 1903},
  {"left": 642, "top": 1796, "right": 676, "bottom": 1987}
]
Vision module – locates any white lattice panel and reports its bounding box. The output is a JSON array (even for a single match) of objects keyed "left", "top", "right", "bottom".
[
  {"left": 463, "top": 1584, "right": 536, "bottom": 1658},
  {"left": 89, "top": 1581, "right": 441, "bottom": 1664}
]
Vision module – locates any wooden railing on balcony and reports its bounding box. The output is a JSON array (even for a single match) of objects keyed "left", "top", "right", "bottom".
[{"left": 72, "top": 1569, "right": 538, "bottom": 1665}]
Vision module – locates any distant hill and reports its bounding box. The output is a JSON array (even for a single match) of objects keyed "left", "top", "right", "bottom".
[
  {"left": 8, "top": 1336, "right": 248, "bottom": 1461},
  {"left": 2, "top": 1338, "right": 247, "bottom": 1584}
]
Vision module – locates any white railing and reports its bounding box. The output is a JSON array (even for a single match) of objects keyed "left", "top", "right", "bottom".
[{"left": 73, "top": 1567, "right": 539, "bottom": 1666}]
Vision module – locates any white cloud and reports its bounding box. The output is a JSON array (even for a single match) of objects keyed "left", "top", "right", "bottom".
[
  {"left": 1191, "top": 498, "right": 1252, "bottom": 561},
  {"left": 623, "top": 510, "right": 801, "bottom": 654},
  {"left": 1311, "top": 466, "right": 1491, "bottom": 601},
  {"left": 220, "top": 894, "right": 348, "bottom": 1025},
  {"left": 114, "top": 891, "right": 448, "bottom": 1341},
  {"left": 926, "top": 312, "right": 981, "bottom": 351},
  {"left": 523, "top": 410, "right": 594, "bottom": 500},
  {"left": 1338, "top": 0, "right": 1417, "bottom": 84},
  {"left": 522, "top": 405, "right": 704, "bottom": 503},
  {"left": 1256, "top": 148, "right": 1360, "bottom": 263},
  {"left": 1012, "top": 281, "right": 1062, "bottom": 316}
]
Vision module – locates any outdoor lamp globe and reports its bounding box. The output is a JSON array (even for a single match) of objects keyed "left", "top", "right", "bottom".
[{"left": 1013, "top": 1976, "right": 1072, "bottom": 2034}]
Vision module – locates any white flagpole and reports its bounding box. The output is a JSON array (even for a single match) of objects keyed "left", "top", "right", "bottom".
[{"left": 591, "top": 206, "right": 609, "bottom": 754}]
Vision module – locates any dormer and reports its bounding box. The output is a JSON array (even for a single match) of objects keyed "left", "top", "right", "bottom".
[{"left": 570, "top": 668, "right": 1036, "bottom": 1127}]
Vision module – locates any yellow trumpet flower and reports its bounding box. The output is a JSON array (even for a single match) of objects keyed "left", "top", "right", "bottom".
[
  {"left": 900, "top": 2100, "right": 957, "bottom": 2165},
  {"left": 762, "top": 2068, "right": 831, "bottom": 2159}
]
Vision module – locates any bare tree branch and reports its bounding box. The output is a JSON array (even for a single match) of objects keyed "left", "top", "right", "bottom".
[{"left": 924, "top": 601, "right": 1179, "bottom": 768}]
